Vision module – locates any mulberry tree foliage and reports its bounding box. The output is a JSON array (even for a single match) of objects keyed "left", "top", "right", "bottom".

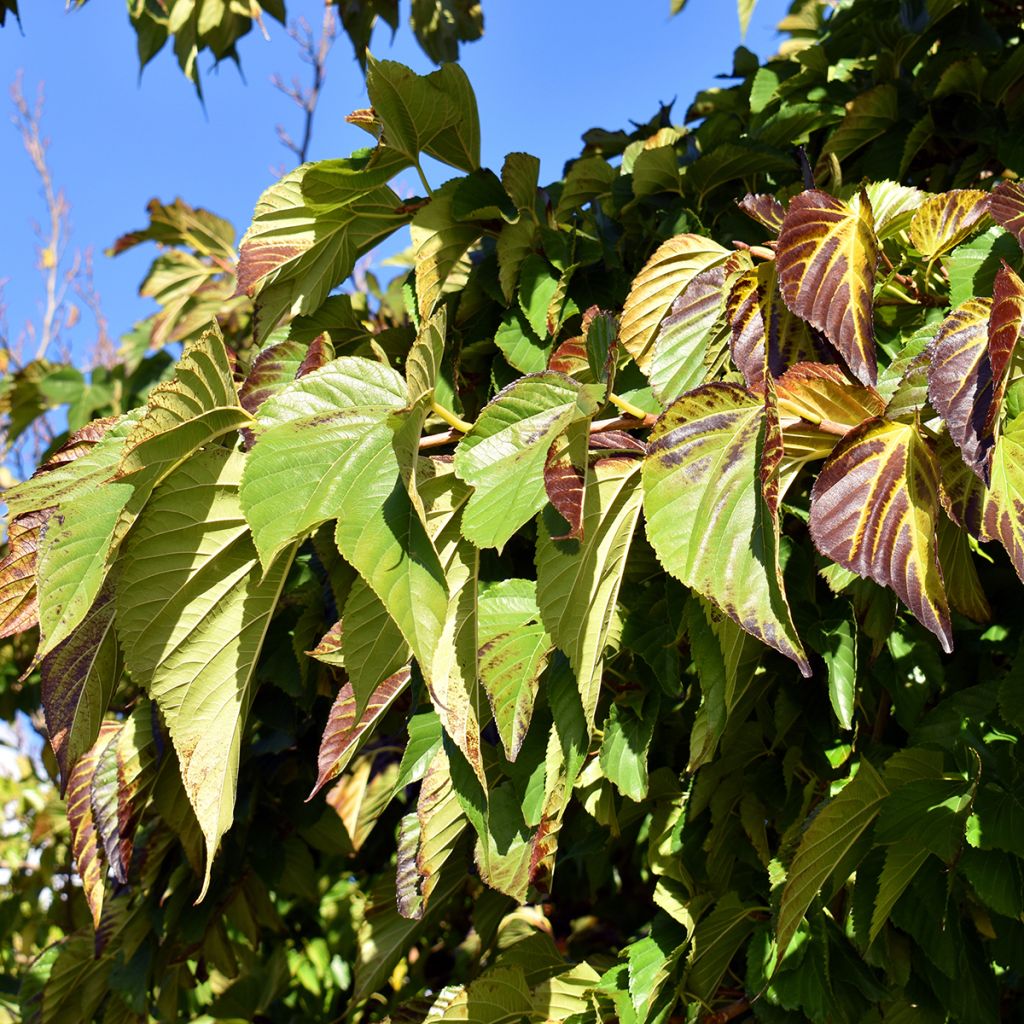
[{"left": 5, "top": 1, "right": 1024, "bottom": 1022}]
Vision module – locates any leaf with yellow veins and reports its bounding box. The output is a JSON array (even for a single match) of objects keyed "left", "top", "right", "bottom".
[
  {"left": 909, "top": 189, "right": 989, "bottom": 260},
  {"left": 619, "top": 234, "right": 730, "bottom": 372},
  {"left": 776, "top": 189, "right": 879, "bottom": 386},
  {"left": 809, "top": 418, "right": 952, "bottom": 652}
]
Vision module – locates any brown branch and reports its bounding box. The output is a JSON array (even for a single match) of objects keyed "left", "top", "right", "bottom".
[
  {"left": 417, "top": 412, "right": 657, "bottom": 450},
  {"left": 272, "top": 6, "right": 337, "bottom": 167},
  {"left": 700, "top": 997, "right": 751, "bottom": 1023}
]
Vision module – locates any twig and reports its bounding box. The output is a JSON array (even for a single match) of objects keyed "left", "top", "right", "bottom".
[
  {"left": 417, "top": 412, "right": 658, "bottom": 450},
  {"left": 700, "top": 997, "right": 751, "bottom": 1023},
  {"left": 272, "top": 7, "right": 337, "bottom": 166}
]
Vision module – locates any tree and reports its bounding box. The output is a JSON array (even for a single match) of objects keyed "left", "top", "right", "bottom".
[{"left": 3, "top": 1, "right": 1024, "bottom": 1021}]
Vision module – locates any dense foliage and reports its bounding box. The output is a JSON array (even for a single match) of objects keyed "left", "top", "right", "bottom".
[{"left": 4, "top": 1, "right": 1024, "bottom": 1022}]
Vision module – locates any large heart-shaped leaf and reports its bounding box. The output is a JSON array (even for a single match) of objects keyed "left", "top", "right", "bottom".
[{"left": 909, "top": 189, "right": 989, "bottom": 260}]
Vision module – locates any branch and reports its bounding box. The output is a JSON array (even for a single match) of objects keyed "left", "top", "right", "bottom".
[{"left": 417, "top": 412, "right": 657, "bottom": 450}]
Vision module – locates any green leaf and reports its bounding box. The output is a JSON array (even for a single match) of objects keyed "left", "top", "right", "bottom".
[
  {"left": 620, "top": 234, "right": 730, "bottom": 371},
  {"left": 435, "top": 965, "right": 533, "bottom": 1021},
  {"left": 239, "top": 354, "right": 408, "bottom": 562},
  {"left": 686, "top": 894, "right": 759, "bottom": 1002},
  {"left": 365, "top": 57, "right": 480, "bottom": 173},
  {"left": 809, "top": 418, "right": 952, "bottom": 652},
  {"left": 454, "top": 372, "right": 601, "bottom": 550},
  {"left": 820, "top": 83, "right": 899, "bottom": 164},
  {"left": 537, "top": 457, "right": 645, "bottom": 728},
  {"left": 776, "top": 760, "right": 889, "bottom": 958},
  {"left": 396, "top": 748, "right": 466, "bottom": 920},
  {"left": 818, "top": 617, "right": 857, "bottom": 730},
  {"left": 643, "top": 383, "right": 809, "bottom": 675},
  {"left": 413, "top": 178, "right": 484, "bottom": 319},
  {"left": 478, "top": 579, "right": 553, "bottom": 761},
  {"left": 238, "top": 153, "right": 411, "bottom": 342},
  {"left": 870, "top": 840, "right": 931, "bottom": 945},
  {"left": 117, "top": 447, "right": 294, "bottom": 898},
  {"left": 776, "top": 189, "right": 879, "bottom": 386},
  {"left": 600, "top": 689, "right": 659, "bottom": 802}
]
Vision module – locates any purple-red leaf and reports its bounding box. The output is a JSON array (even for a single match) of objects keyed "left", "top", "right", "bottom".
[
  {"left": 738, "top": 193, "right": 785, "bottom": 234},
  {"left": 810, "top": 418, "right": 952, "bottom": 651},
  {"left": 926, "top": 298, "right": 995, "bottom": 482},
  {"left": 987, "top": 181, "right": 1024, "bottom": 250},
  {"left": 776, "top": 189, "right": 879, "bottom": 386},
  {"left": 308, "top": 666, "right": 411, "bottom": 800},
  {"left": 985, "top": 262, "right": 1024, "bottom": 433}
]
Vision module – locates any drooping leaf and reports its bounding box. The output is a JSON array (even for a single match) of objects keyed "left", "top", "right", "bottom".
[
  {"left": 412, "top": 178, "right": 483, "bottom": 319},
  {"left": 117, "top": 447, "right": 294, "bottom": 898},
  {"left": 643, "top": 383, "right": 810, "bottom": 675},
  {"left": 619, "top": 234, "right": 730, "bottom": 371},
  {"left": 478, "top": 579, "right": 553, "bottom": 761},
  {"left": 909, "top": 189, "right": 989, "bottom": 260},
  {"left": 396, "top": 748, "right": 466, "bottom": 920},
  {"left": 0, "top": 508, "right": 47, "bottom": 640},
  {"left": 775, "top": 362, "right": 886, "bottom": 435},
  {"left": 89, "top": 701, "right": 161, "bottom": 884},
  {"left": 327, "top": 753, "right": 401, "bottom": 851},
  {"left": 537, "top": 457, "right": 645, "bottom": 728},
  {"left": 67, "top": 721, "right": 119, "bottom": 929},
  {"left": 809, "top": 418, "right": 952, "bottom": 651},
  {"left": 870, "top": 840, "right": 931, "bottom": 946},
  {"left": 738, "top": 192, "right": 785, "bottom": 233},
  {"left": 309, "top": 667, "right": 411, "bottom": 799},
  {"left": 237, "top": 153, "right": 411, "bottom": 342},
  {"left": 41, "top": 581, "right": 122, "bottom": 793},
  {"left": 927, "top": 298, "right": 996, "bottom": 481},
  {"left": 776, "top": 759, "right": 889, "bottom": 958},
  {"left": 686, "top": 894, "right": 759, "bottom": 1002},
  {"left": 776, "top": 189, "right": 879, "bottom": 385},
  {"left": 453, "top": 372, "right": 601, "bottom": 550},
  {"left": 599, "top": 690, "right": 659, "bottom": 802},
  {"left": 985, "top": 261, "right": 1024, "bottom": 432}
]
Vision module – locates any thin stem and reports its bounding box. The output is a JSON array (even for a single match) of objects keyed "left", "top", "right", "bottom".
[
  {"left": 417, "top": 411, "right": 658, "bottom": 451},
  {"left": 609, "top": 393, "right": 655, "bottom": 422},
  {"left": 430, "top": 400, "right": 473, "bottom": 434},
  {"left": 415, "top": 160, "right": 435, "bottom": 198}
]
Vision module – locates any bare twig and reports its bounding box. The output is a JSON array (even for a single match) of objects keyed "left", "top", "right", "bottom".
[{"left": 272, "top": 6, "right": 337, "bottom": 166}]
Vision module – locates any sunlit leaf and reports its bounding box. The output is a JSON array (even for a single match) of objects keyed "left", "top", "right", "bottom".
[
  {"left": 620, "top": 234, "right": 730, "bottom": 371},
  {"left": 538, "top": 457, "right": 645, "bottom": 727},
  {"left": 909, "top": 189, "right": 989, "bottom": 259},
  {"left": 309, "top": 667, "right": 411, "bottom": 799},
  {"left": 643, "top": 384, "right": 809, "bottom": 674},
  {"left": 117, "top": 447, "right": 294, "bottom": 898},
  {"left": 810, "top": 418, "right": 951, "bottom": 650},
  {"left": 776, "top": 189, "right": 879, "bottom": 385}
]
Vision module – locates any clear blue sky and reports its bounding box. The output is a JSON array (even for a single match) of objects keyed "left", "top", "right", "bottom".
[{"left": 0, "top": 0, "right": 787, "bottom": 365}]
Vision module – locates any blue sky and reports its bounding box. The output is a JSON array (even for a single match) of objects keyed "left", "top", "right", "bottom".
[{"left": 0, "top": 0, "right": 787, "bottom": 366}]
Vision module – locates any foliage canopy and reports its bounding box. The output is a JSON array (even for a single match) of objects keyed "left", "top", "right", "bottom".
[{"left": 4, "top": 1, "right": 1024, "bottom": 1022}]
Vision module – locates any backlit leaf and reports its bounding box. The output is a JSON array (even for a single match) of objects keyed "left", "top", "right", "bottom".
[
  {"left": 738, "top": 193, "right": 785, "bottom": 233},
  {"left": 985, "top": 261, "right": 1024, "bottom": 432},
  {"left": 776, "top": 189, "right": 879, "bottom": 385},
  {"left": 117, "top": 447, "right": 294, "bottom": 898},
  {"left": 309, "top": 667, "right": 411, "bottom": 799},
  {"left": 478, "top": 579, "right": 553, "bottom": 761},
  {"left": 643, "top": 383, "right": 809, "bottom": 675},
  {"left": 41, "top": 582, "right": 122, "bottom": 792},
  {"left": 0, "top": 509, "right": 46, "bottom": 639},
  {"left": 909, "top": 189, "right": 989, "bottom": 259},
  {"left": 537, "top": 457, "right": 645, "bottom": 727},
  {"left": 67, "top": 721, "right": 119, "bottom": 929},
  {"left": 365, "top": 57, "right": 479, "bottom": 173},
  {"left": 620, "top": 234, "right": 730, "bottom": 372},
  {"left": 238, "top": 153, "right": 411, "bottom": 342},
  {"left": 989, "top": 181, "right": 1024, "bottom": 250},
  {"left": 809, "top": 418, "right": 952, "bottom": 651},
  {"left": 776, "top": 362, "right": 885, "bottom": 434}
]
